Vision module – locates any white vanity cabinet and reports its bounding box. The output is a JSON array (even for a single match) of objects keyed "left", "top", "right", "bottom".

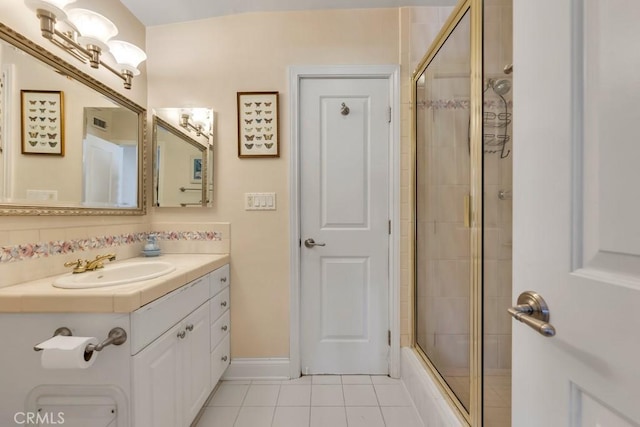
[
  {"left": 131, "top": 263, "right": 230, "bottom": 427},
  {"left": 182, "top": 303, "right": 211, "bottom": 423},
  {"left": 209, "top": 264, "right": 231, "bottom": 387}
]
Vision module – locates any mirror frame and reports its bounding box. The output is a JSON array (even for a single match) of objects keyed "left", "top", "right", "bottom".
[
  {"left": 0, "top": 23, "right": 146, "bottom": 215},
  {"left": 152, "top": 115, "right": 208, "bottom": 207}
]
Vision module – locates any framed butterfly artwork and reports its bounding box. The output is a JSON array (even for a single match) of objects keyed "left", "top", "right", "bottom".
[
  {"left": 20, "top": 90, "right": 64, "bottom": 155},
  {"left": 237, "top": 91, "right": 279, "bottom": 158}
]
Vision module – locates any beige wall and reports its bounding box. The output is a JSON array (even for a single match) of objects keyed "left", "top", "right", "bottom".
[{"left": 147, "top": 9, "right": 400, "bottom": 358}]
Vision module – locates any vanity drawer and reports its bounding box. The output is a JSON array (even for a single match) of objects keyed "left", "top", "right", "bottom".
[
  {"left": 209, "top": 264, "right": 230, "bottom": 297},
  {"left": 211, "top": 335, "right": 230, "bottom": 386},
  {"left": 210, "top": 287, "right": 230, "bottom": 323},
  {"left": 131, "top": 274, "right": 210, "bottom": 355},
  {"left": 210, "top": 311, "right": 230, "bottom": 351}
]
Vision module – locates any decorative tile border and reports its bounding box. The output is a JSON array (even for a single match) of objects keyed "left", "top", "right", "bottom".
[
  {"left": 418, "top": 99, "right": 513, "bottom": 110},
  {"left": 0, "top": 230, "right": 223, "bottom": 264}
]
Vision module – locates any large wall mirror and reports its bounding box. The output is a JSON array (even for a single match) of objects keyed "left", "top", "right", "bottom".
[
  {"left": 152, "top": 108, "right": 213, "bottom": 207},
  {"left": 0, "top": 23, "right": 145, "bottom": 215}
]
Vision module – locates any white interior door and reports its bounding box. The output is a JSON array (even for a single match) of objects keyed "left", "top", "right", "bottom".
[
  {"left": 300, "top": 77, "right": 390, "bottom": 375},
  {"left": 83, "top": 134, "right": 123, "bottom": 205},
  {"left": 513, "top": 0, "right": 640, "bottom": 425}
]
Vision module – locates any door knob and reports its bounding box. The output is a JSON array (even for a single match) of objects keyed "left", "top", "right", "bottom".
[
  {"left": 304, "top": 238, "right": 326, "bottom": 248},
  {"left": 507, "top": 291, "right": 556, "bottom": 337}
]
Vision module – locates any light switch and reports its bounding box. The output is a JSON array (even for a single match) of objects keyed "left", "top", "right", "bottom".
[{"left": 245, "top": 192, "right": 276, "bottom": 210}]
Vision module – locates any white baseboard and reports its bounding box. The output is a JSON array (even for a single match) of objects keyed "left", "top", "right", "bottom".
[
  {"left": 400, "top": 347, "right": 463, "bottom": 426},
  {"left": 222, "top": 358, "right": 291, "bottom": 381}
]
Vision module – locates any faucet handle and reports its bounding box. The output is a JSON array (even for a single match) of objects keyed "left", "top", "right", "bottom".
[
  {"left": 64, "top": 259, "right": 86, "bottom": 274},
  {"left": 64, "top": 259, "right": 82, "bottom": 268}
]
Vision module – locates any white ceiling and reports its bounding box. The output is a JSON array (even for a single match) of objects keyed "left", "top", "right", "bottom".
[{"left": 119, "top": 0, "right": 457, "bottom": 27}]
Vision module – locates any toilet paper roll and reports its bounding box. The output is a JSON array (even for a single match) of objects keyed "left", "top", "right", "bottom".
[{"left": 35, "top": 335, "right": 99, "bottom": 369}]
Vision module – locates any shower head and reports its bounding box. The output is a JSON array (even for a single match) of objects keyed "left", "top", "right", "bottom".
[{"left": 492, "top": 79, "right": 511, "bottom": 96}]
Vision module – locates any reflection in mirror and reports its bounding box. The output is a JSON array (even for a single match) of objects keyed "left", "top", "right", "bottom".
[
  {"left": 0, "top": 23, "right": 145, "bottom": 215},
  {"left": 153, "top": 108, "right": 213, "bottom": 208}
]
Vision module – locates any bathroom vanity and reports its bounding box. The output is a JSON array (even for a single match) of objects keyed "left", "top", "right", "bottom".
[{"left": 0, "top": 254, "right": 230, "bottom": 427}]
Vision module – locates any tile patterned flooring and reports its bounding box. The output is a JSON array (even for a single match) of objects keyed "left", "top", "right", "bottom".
[
  {"left": 195, "top": 375, "right": 424, "bottom": 427},
  {"left": 484, "top": 375, "right": 511, "bottom": 427}
]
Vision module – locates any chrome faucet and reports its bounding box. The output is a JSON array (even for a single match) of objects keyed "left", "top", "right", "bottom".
[{"left": 64, "top": 254, "right": 116, "bottom": 274}]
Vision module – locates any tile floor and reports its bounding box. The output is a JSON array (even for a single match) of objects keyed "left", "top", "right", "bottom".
[
  {"left": 484, "top": 374, "right": 511, "bottom": 427},
  {"left": 195, "top": 375, "right": 424, "bottom": 427}
]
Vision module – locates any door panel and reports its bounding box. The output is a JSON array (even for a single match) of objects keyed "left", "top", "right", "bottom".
[
  {"left": 132, "top": 323, "right": 182, "bottom": 427},
  {"left": 512, "top": 0, "right": 640, "bottom": 425},
  {"left": 321, "top": 97, "right": 369, "bottom": 228},
  {"left": 321, "top": 257, "right": 368, "bottom": 339},
  {"left": 183, "top": 303, "right": 211, "bottom": 425},
  {"left": 300, "top": 77, "right": 389, "bottom": 375}
]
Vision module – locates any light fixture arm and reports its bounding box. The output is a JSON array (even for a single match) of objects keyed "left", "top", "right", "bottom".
[{"left": 180, "top": 114, "right": 207, "bottom": 137}]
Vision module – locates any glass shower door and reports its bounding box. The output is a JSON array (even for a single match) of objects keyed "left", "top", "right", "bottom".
[
  {"left": 483, "top": 0, "right": 513, "bottom": 425},
  {"left": 414, "top": 9, "right": 472, "bottom": 414}
]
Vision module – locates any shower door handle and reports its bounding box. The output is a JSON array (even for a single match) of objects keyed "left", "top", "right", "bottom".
[{"left": 508, "top": 291, "right": 556, "bottom": 337}]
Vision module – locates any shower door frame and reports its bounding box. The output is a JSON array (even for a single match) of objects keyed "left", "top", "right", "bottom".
[{"left": 411, "top": 0, "right": 484, "bottom": 425}]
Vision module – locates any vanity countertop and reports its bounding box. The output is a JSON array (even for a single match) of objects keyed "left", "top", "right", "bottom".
[{"left": 0, "top": 254, "right": 229, "bottom": 313}]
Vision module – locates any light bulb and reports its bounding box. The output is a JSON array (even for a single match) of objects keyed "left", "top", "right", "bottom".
[
  {"left": 108, "top": 40, "right": 147, "bottom": 75},
  {"left": 24, "top": 0, "right": 76, "bottom": 19},
  {"left": 66, "top": 8, "right": 117, "bottom": 51}
]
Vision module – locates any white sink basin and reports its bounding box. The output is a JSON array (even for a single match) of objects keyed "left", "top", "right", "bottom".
[{"left": 53, "top": 261, "right": 176, "bottom": 289}]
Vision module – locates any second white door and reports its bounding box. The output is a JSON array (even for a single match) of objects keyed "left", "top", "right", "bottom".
[{"left": 300, "top": 76, "right": 390, "bottom": 374}]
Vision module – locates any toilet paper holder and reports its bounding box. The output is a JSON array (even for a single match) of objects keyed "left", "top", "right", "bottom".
[{"left": 34, "top": 327, "right": 127, "bottom": 352}]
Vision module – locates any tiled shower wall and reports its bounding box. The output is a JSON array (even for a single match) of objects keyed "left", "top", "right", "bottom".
[
  {"left": 484, "top": 0, "right": 513, "bottom": 375},
  {"left": 416, "top": 86, "right": 472, "bottom": 377},
  {"left": 399, "top": 6, "right": 454, "bottom": 348}
]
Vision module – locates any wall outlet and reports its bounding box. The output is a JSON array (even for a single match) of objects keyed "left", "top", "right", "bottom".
[{"left": 245, "top": 192, "right": 276, "bottom": 210}]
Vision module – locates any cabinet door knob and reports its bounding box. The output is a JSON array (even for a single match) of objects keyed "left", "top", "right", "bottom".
[
  {"left": 185, "top": 324, "right": 194, "bottom": 332},
  {"left": 221, "top": 325, "right": 228, "bottom": 332},
  {"left": 177, "top": 330, "right": 186, "bottom": 339},
  {"left": 221, "top": 355, "right": 228, "bottom": 362},
  {"left": 220, "top": 277, "right": 227, "bottom": 283},
  {"left": 220, "top": 301, "right": 227, "bottom": 307}
]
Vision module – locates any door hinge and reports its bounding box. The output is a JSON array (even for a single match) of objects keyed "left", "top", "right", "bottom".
[
  {"left": 387, "top": 106, "right": 392, "bottom": 123},
  {"left": 388, "top": 330, "right": 391, "bottom": 346},
  {"left": 388, "top": 220, "right": 391, "bottom": 235}
]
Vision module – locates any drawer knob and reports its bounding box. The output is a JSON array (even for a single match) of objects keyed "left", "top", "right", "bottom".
[
  {"left": 177, "top": 330, "right": 186, "bottom": 339},
  {"left": 220, "top": 277, "right": 227, "bottom": 283},
  {"left": 221, "top": 301, "right": 228, "bottom": 307},
  {"left": 221, "top": 355, "right": 228, "bottom": 362},
  {"left": 221, "top": 325, "right": 228, "bottom": 332},
  {"left": 185, "top": 324, "right": 194, "bottom": 332}
]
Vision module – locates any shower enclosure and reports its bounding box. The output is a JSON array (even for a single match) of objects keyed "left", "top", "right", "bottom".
[{"left": 413, "top": 0, "right": 512, "bottom": 425}]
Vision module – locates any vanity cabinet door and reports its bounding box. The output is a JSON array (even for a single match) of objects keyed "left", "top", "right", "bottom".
[
  {"left": 182, "top": 302, "right": 211, "bottom": 425},
  {"left": 132, "top": 322, "right": 183, "bottom": 427}
]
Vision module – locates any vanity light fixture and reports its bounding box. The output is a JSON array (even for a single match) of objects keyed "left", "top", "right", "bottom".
[
  {"left": 23, "top": 0, "right": 147, "bottom": 90},
  {"left": 180, "top": 113, "right": 210, "bottom": 138}
]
